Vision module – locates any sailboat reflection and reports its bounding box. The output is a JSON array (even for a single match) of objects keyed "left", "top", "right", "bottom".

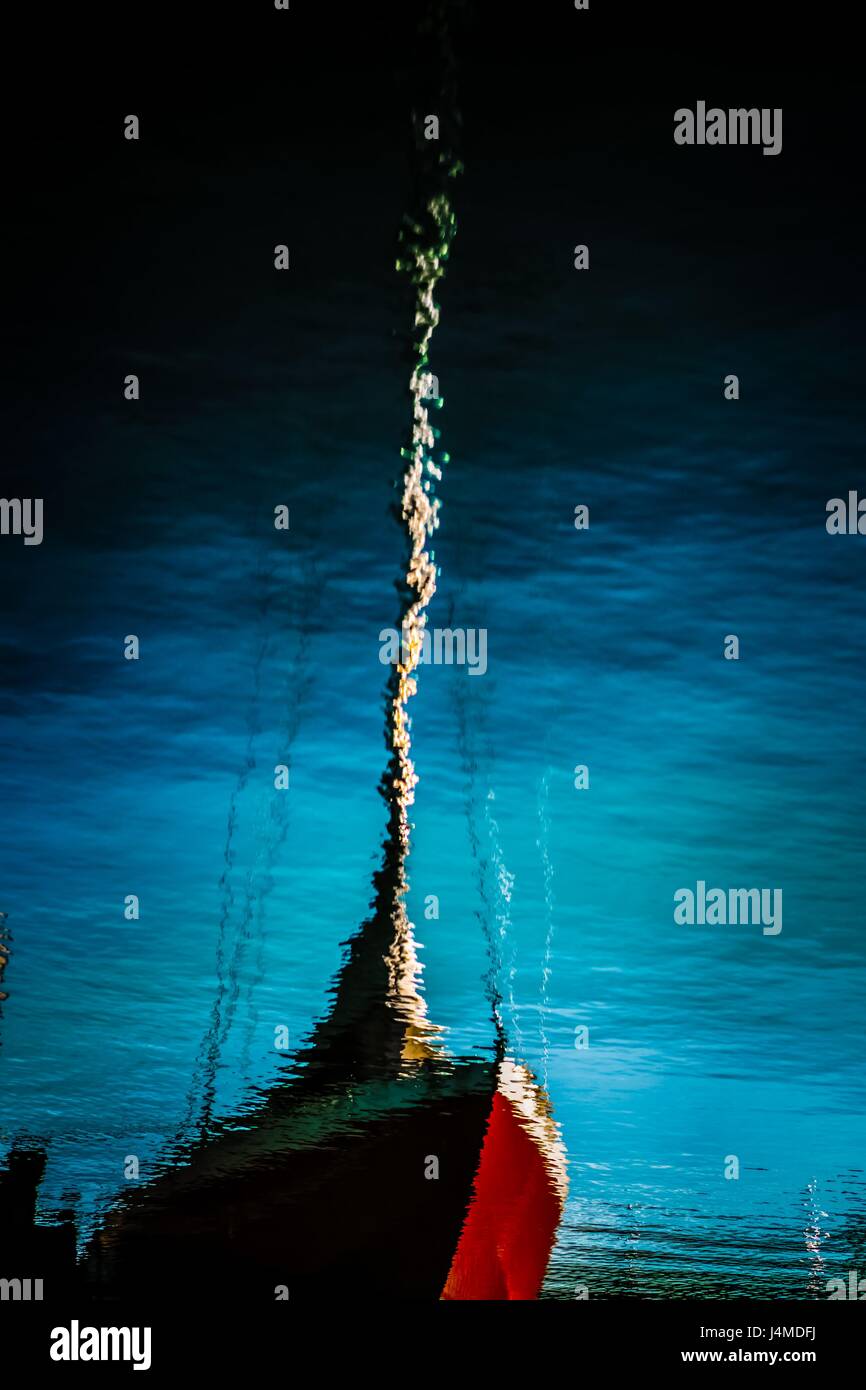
[
  {"left": 3, "top": 84, "right": 570, "bottom": 1299},
  {"left": 84, "top": 737, "right": 566, "bottom": 1300},
  {"left": 83, "top": 147, "right": 567, "bottom": 1303}
]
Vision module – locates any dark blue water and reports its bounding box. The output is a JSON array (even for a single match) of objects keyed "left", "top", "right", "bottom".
[{"left": 2, "top": 55, "right": 865, "bottom": 1299}]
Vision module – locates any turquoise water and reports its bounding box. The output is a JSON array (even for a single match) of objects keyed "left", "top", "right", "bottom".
[{"left": 3, "top": 389, "right": 864, "bottom": 1294}]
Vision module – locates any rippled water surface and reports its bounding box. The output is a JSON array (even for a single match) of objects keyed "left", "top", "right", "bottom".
[{"left": 2, "top": 44, "right": 864, "bottom": 1299}]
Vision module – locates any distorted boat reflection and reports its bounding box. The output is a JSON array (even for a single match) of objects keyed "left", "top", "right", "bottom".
[{"left": 82, "top": 823, "right": 567, "bottom": 1300}]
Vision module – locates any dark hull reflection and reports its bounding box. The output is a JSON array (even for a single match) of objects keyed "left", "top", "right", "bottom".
[{"left": 87, "top": 1067, "right": 500, "bottom": 1300}]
